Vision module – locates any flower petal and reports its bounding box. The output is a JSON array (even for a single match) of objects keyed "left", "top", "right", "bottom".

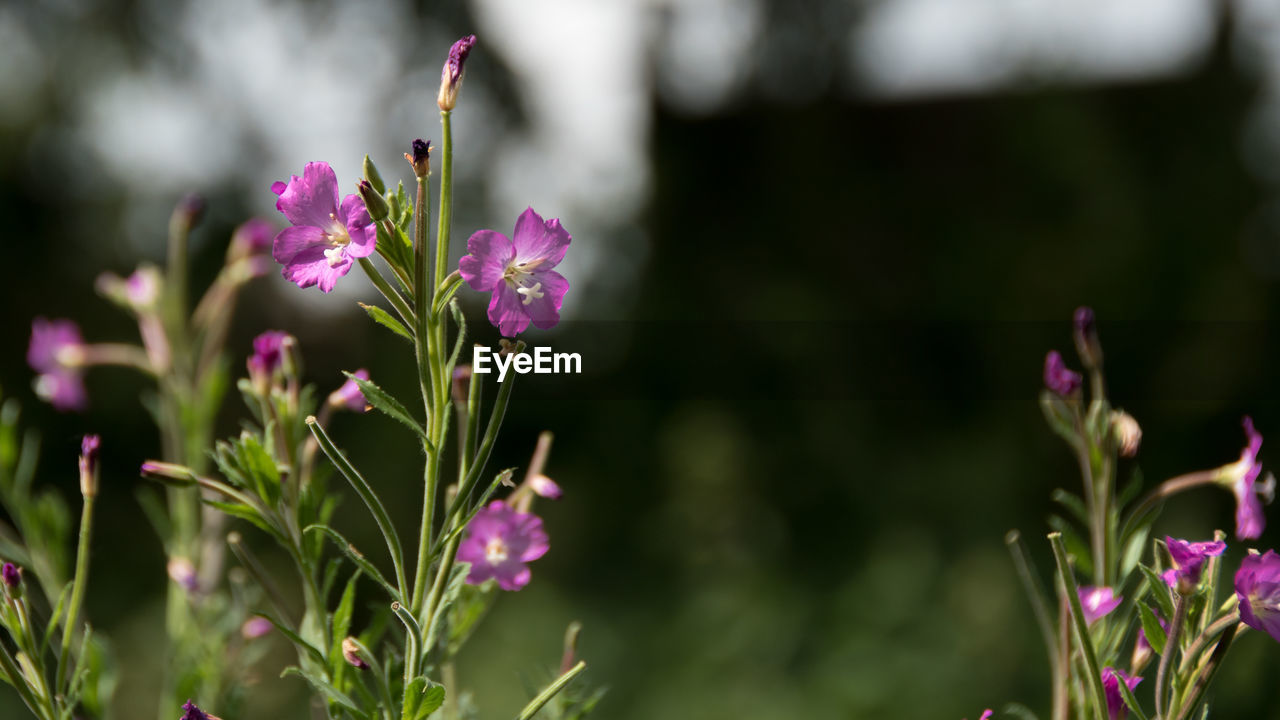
[
  {"left": 511, "top": 207, "right": 571, "bottom": 268},
  {"left": 460, "top": 230, "right": 514, "bottom": 291},
  {"left": 523, "top": 270, "right": 569, "bottom": 330},
  {"left": 339, "top": 194, "right": 376, "bottom": 258},
  {"left": 488, "top": 283, "right": 531, "bottom": 336},
  {"left": 275, "top": 162, "right": 339, "bottom": 229}
]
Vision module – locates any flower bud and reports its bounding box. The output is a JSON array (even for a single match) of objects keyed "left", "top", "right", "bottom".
[
  {"left": 1043, "top": 350, "right": 1082, "bottom": 397},
  {"left": 328, "top": 369, "right": 371, "bottom": 412},
  {"left": 79, "top": 434, "right": 100, "bottom": 497},
  {"left": 170, "top": 193, "right": 206, "bottom": 235},
  {"left": 405, "top": 139, "right": 431, "bottom": 178},
  {"left": 241, "top": 616, "right": 273, "bottom": 639},
  {"left": 140, "top": 460, "right": 198, "bottom": 486},
  {"left": 2, "top": 563, "right": 23, "bottom": 598},
  {"left": 530, "top": 474, "right": 562, "bottom": 500},
  {"left": 438, "top": 34, "right": 477, "bottom": 111},
  {"left": 357, "top": 180, "right": 390, "bottom": 222},
  {"left": 342, "top": 636, "right": 368, "bottom": 669},
  {"left": 451, "top": 365, "right": 472, "bottom": 406},
  {"left": 363, "top": 154, "right": 386, "bottom": 194},
  {"left": 168, "top": 557, "right": 199, "bottom": 592},
  {"left": 1110, "top": 411, "right": 1142, "bottom": 458},
  {"left": 1073, "top": 306, "right": 1103, "bottom": 370},
  {"left": 228, "top": 218, "right": 274, "bottom": 262}
]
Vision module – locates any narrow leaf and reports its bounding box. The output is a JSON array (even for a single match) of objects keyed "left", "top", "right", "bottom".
[
  {"left": 305, "top": 524, "right": 402, "bottom": 604},
  {"left": 343, "top": 372, "right": 425, "bottom": 437},
  {"left": 360, "top": 302, "right": 414, "bottom": 343}
]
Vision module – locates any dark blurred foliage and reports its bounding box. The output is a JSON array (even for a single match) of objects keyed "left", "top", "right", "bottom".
[{"left": 2, "top": 4, "right": 1280, "bottom": 720}]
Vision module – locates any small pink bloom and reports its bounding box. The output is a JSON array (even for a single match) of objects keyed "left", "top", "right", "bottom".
[
  {"left": 1078, "top": 586, "right": 1121, "bottom": 625},
  {"left": 459, "top": 207, "right": 571, "bottom": 336},
  {"left": 457, "top": 501, "right": 549, "bottom": 591}
]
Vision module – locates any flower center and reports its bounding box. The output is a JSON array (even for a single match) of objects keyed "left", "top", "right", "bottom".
[
  {"left": 517, "top": 282, "right": 544, "bottom": 306},
  {"left": 503, "top": 259, "right": 548, "bottom": 303},
  {"left": 484, "top": 536, "right": 509, "bottom": 565},
  {"left": 324, "top": 213, "right": 352, "bottom": 267}
]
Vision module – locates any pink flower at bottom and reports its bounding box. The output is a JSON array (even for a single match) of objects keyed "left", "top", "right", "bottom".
[{"left": 457, "top": 501, "right": 549, "bottom": 591}]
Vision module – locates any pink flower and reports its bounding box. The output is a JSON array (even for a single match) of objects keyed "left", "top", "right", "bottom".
[
  {"left": 1102, "top": 667, "right": 1142, "bottom": 720},
  {"left": 27, "top": 318, "right": 88, "bottom": 411},
  {"left": 1043, "top": 350, "right": 1082, "bottom": 397},
  {"left": 329, "top": 369, "right": 370, "bottom": 412},
  {"left": 459, "top": 207, "right": 571, "bottom": 336},
  {"left": 270, "top": 162, "right": 376, "bottom": 292},
  {"left": 457, "top": 501, "right": 549, "bottom": 591},
  {"left": 1235, "top": 549, "right": 1280, "bottom": 643},
  {"left": 1162, "top": 536, "right": 1226, "bottom": 594},
  {"left": 1219, "top": 417, "right": 1270, "bottom": 540}
]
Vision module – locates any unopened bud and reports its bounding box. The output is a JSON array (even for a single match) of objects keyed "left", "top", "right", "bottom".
[
  {"left": 171, "top": 193, "right": 206, "bottom": 234},
  {"left": 1110, "top": 411, "right": 1142, "bottom": 458},
  {"left": 405, "top": 139, "right": 431, "bottom": 178},
  {"left": 1073, "top": 306, "right": 1103, "bottom": 370},
  {"left": 79, "top": 434, "right": 100, "bottom": 497},
  {"left": 342, "top": 637, "right": 368, "bottom": 669},
  {"left": 168, "top": 557, "right": 199, "bottom": 592},
  {"left": 241, "top": 616, "right": 273, "bottom": 639},
  {"left": 357, "top": 180, "right": 390, "bottom": 222},
  {"left": 451, "top": 365, "right": 472, "bottom": 406},
  {"left": 140, "top": 460, "right": 198, "bottom": 487},
  {"left": 363, "top": 154, "right": 386, "bottom": 195},
  {"left": 2, "top": 563, "right": 23, "bottom": 598},
  {"left": 228, "top": 218, "right": 274, "bottom": 262},
  {"left": 328, "top": 369, "right": 371, "bottom": 412},
  {"left": 530, "top": 474, "right": 563, "bottom": 500},
  {"left": 437, "top": 34, "right": 477, "bottom": 111}
]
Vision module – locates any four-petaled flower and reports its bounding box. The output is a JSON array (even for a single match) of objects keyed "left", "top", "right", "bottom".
[
  {"left": 1162, "top": 536, "right": 1226, "bottom": 594},
  {"left": 1217, "top": 416, "right": 1271, "bottom": 540},
  {"left": 329, "top": 369, "right": 371, "bottom": 412},
  {"left": 28, "top": 318, "right": 88, "bottom": 412},
  {"left": 1101, "top": 667, "right": 1141, "bottom": 720},
  {"left": 459, "top": 208, "right": 571, "bottom": 336},
  {"left": 271, "top": 162, "right": 376, "bottom": 292},
  {"left": 1078, "top": 586, "right": 1121, "bottom": 625},
  {"left": 248, "top": 330, "right": 290, "bottom": 379},
  {"left": 1043, "top": 350, "right": 1082, "bottom": 397},
  {"left": 456, "top": 500, "right": 549, "bottom": 591},
  {"left": 1235, "top": 549, "right": 1280, "bottom": 643}
]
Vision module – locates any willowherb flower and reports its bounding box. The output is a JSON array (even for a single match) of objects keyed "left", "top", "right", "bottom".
[
  {"left": 1043, "top": 351, "right": 1082, "bottom": 397},
  {"left": 459, "top": 207, "right": 571, "bottom": 336},
  {"left": 1234, "top": 549, "right": 1280, "bottom": 643},
  {"left": 1101, "top": 667, "right": 1141, "bottom": 720},
  {"left": 79, "top": 434, "right": 101, "bottom": 498},
  {"left": 229, "top": 217, "right": 275, "bottom": 261},
  {"left": 271, "top": 162, "right": 375, "bottom": 292},
  {"left": 247, "top": 330, "right": 290, "bottom": 382},
  {"left": 2, "top": 563, "right": 21, "bottom": 589},
  {"left": 1215, "top": 416, "right": 1271, "bottom": 540},
  {"left": 328, "top": 369, "right": 370, "bottom": 412},
  {"left": 457, "top": 500, "right": 549, "bottom": 591},
  {"left": 1078, "top": 586, "right": 1121, "bottom": 625},
  {"left": 28, "top": 318, "right": 88, "bottom": 411},
  {"left": 342, "top": 636, "right": 368, "bottom": 669},
  {"left": 1162, "top": 536, "right": 1226, "bottom": 595}
]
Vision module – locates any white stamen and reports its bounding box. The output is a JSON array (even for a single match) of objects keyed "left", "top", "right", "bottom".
[
  {"left": 324, "top": 247, "right": 346, "bottom": 268},
  {"left": 485, "top": 536, "right": 509, "bottom": 565},
  {"left": 517, "top": 282, "right": 544, "bottom": 306}
]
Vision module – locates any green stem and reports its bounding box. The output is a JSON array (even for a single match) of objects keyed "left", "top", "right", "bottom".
[
  {"left": 1170, "top": 620, "right": 1239, "bottom": 720},
  {"left": 57, "top": 495, "right": 94, "bottom": 695},
  {"left": 435, "top": 111, "right": 454, "bottom": 291},
  {"left": 439, "top": 363, "right": 519, "bottom": 537},
  {"left": 1005, "top": 531, "right": 1059, "bottom": 680},
  {"left": 1048, "top": 532, "right": 1108, "bottom": 720},
  {"left": 1155, "top": 593, "right": 1189, "bottom": 719},
  {"left": 0, "top": 644, "right": 52, "bottom": 720},
  {"left": 514, "top": 661, "right": 587, "bottom": 720}
]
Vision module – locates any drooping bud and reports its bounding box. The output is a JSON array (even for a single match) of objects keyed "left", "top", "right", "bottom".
[
  {"left": 451, "top": 364, "right": 472, "bottom": 406},
  {"left": 1043, "top": 351, "right": 1082, "bottom": 397},
  {"left": 405, "top": 139, "right": 431, "bottom": 178},
  {"left": 139, "top": 460, "right": 198, "bottom": 486},
  {"left": 363, "top": 154, "right": 386, "bottom": 194},
  {"left": 241, "top": 616, "right": 273, "bottom": 639},
  {"left": 79, "top": 434, "right": 100, "bottom": 497},
  {"left": 438, "top": 34, "right": 477, "bottom": 111},
  {"left": 356, "top": 180, "right": 390, "bottom": 222},
  {"left": 1073, "top": 306, "right": 1103, "bottom": 370},
  {"left": 1110, "top": 410, "right": 1142, "bottom": 458},
  {"left": 328, "top": 369, "right": 371, "bottom": 412},
  {"left": 168, "top": 557, "right": 199, "bottom": 592},
  {"left": 342, "top": 636, "right": 369, "bottom": 669},
  {"left": 530, "top": 474, "right": 563, "bottom": 500}
]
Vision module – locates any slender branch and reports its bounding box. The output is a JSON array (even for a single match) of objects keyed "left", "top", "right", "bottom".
[
  {"left": 515, "top": 661, "right": 587, "bottom": 720},
  {"left": 1049, "top": 532, "right": 1108, "bottom": 720},
  {"left": 1155, "top": 593, "right": 1189, "bottom": 719}
]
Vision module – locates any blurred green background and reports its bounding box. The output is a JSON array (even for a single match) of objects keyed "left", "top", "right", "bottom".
[{"left": 3, "top": 1, "right": 1280, "bottom": 718}]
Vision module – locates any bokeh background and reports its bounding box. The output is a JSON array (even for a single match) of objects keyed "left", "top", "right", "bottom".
[{"left": 4, "top": 0, "right": 1280, "bottom": 718}]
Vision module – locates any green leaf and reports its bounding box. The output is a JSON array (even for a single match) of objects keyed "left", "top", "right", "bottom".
[
  {"left": 204, "top": 500, "right": 281, "bottom": 540},
  {"left": 425, "top": 563, "right": 471, "bottom": 652},
  {"left": 1139, "top": 564, "right": 1175, "bottom": 619},
  {"left": 1051, "top": 489, "right": 1089, "bottom": 526},
  {"left": 343, "top": 372, "right": 425, "bottom": 438},
  {"left": 1137, "top": 602, "right": 1167, "bottom": 656},
  {"left": 1120, "top": 523, "right": 1151, "bottom": 579},
  {"left": 1002, "top": 703, "right": 1041, "bottom": 720},
  {"left": 258, "top": 613, "right": 328, "bottom": 667},
  {"left": 360, "top": 303, "right": 413, "bottom": 343},
  {"left": 1046, "top": 515, "right": 1092, "bottom": 580},
  {"left": 1040, "top": 390, "right": 1081, "bottom": 448},
  {"left": 1115, "top": 667, "right": 1150, "bottom": 720},
  {"left": 329, "top": 571, "right": 360, "bottom": 673},
  {"left": 305, "top": 524, "right": 402, "bottom": 604},
  {"left": 281, "top": 666, "right": 370, "bottom": 719}
]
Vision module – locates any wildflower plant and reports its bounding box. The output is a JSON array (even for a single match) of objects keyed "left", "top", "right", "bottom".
[
  {"left": 12, "top": 33, "right": 595, "bottom": 720},
  {"left": 990, "top": 308, "right": 1280, "bottom": 720}
]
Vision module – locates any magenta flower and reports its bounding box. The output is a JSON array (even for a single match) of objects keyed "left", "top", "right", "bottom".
[
  {"left": 247, "top": 330, "right": 290, "bottom": 379},
  {"left": 329, "top": 369, "right": 370, "bottom": 412},
  {"left": 456, "top": 501, "right": 549, "bottom": 591},
  {"left": 230, "top": 217, "right": 275, "bottom": 259},
  {"left": 438, "top": 34, "right": 477, "bottom": 111},
  {"left": 241, "top": 616, "right": 272, "bottom": 640},
  {"left": 1162, "top": 536, "right": 1226, "bottom": 594},
  {"left": 2, "top": 563, "right": 20, "bottom": 589},
  {"left": 180, "top": 699, "right": 220, "bottom": 720},
  {"left": 270, "top": 162, "right": 375, "bottom": 292},
  {"left": 459, "top": 208, "right": 571, "bottom": 336},
  {"left": 28, "top": 318, "right": 88, "bottom": 411},
  {"left": 1218, "top": 417, "right": 1269, "bottom": 540},
  {"left": 1079, "top": 586, "right": 1122, "bottom": 625},
  {"left": 530, "top": 474, "right": 563, "bottom": 500},
  {"left": 1101, "top": 667, "right": 1141, "bottom": 720},
  {"left": 1235, "top": 549, "right": 1280, "bottom": 643},
  {"left": 1043, "top": 350, "right": 1082, "bottom": 397}
]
